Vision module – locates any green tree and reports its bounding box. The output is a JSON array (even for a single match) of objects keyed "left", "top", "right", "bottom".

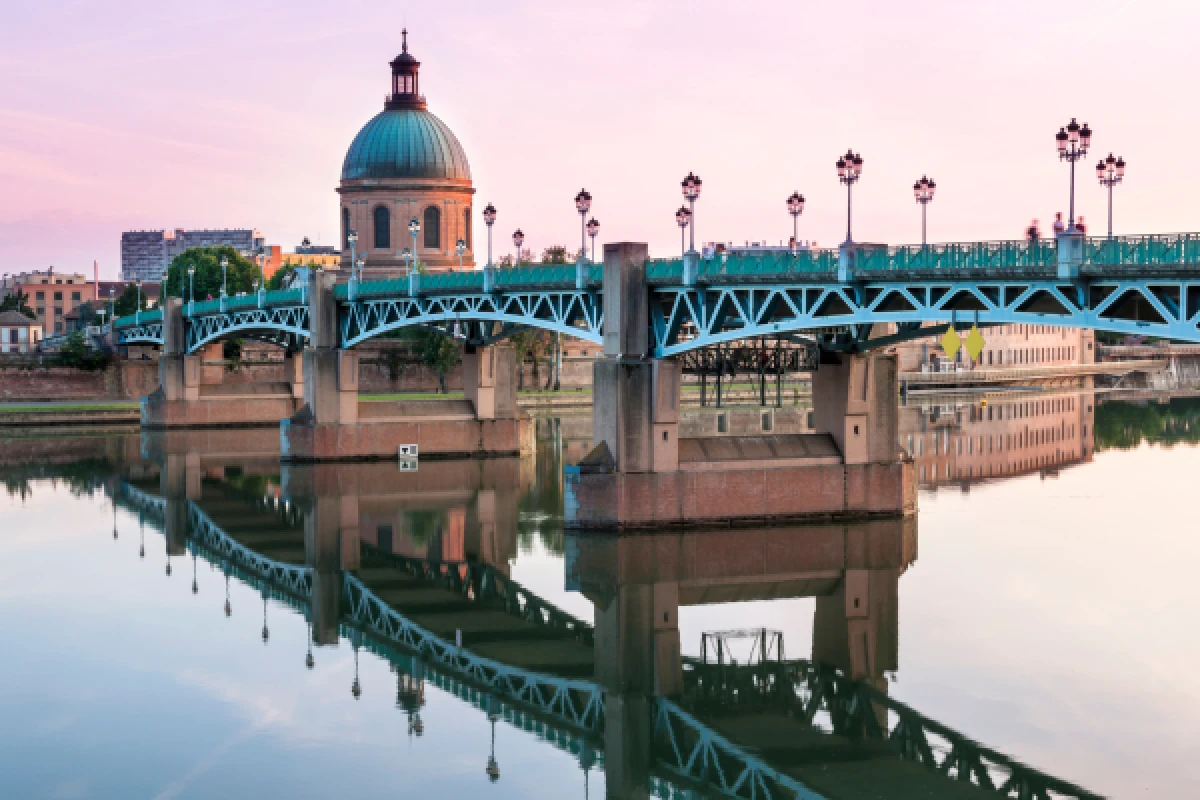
[
  {"left": 408, "top": 328, "right": 460, "bottom": 393},
  {"left": 540, "top": 245, "right": 570, "bottom": 264},
  {"left": 265, "top": 262, "right": 297, "bottom": 290},
  {"left": 112, "top": 283, "right": 149, "bottom": 317},
  {"left": 164, "top": 246, "right": 259, "bottom": 302},
  {"left": 0, "top": 289, "right": 35, "bottom": 319},
  {"left": 56, "top": 331, "right": 108, "bottom": 370}
]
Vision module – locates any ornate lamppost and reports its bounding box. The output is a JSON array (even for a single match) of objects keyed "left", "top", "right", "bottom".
[
  {"left": 399, "top": 247, "right": 413, "bottom": 274},
  {"left": 836, "top": 150, "right": 863, "bottom": 244},
  {"left": 1096, "top": 153, "right": 1126, "bottom": 238},
  {"left": 681, "top": 172, "right": 702, "bottom": 253},
  {"left": 786, "top": 191, "right": 805, "bottom": 252},
  {"left": 483, "top": 203, "right": 497, "bottom": 267},
  {"left": 347, "top": 229, "right": 359, "bottom": 280},
  {"left": 575, "top": 189, "right": 592, "bottom": 258},
  {"left": 261, "top": 594, "right": 269, "bottom": 644},
  {"left": 220, "top": 256, "right": 229, "bottom": 297},
  {"left": 512, "top": 229, "right": 524, "bottom": 267},
  {"left": 456, "top": 238, "right": 466, "bottom": 270},
  {"left": 586, "top": 218, "right": 599, "bottom": 262},
  {"left": 1055, "top": 118, "right": 1092, "bottom": 232},
  {"left": 913, "top": 176, "right": 936, "bottom": 245},
  {"left": 675, "top": 206, "right": 691, "bottom": 258},
  {"left": 409, "top": 217, "right": 421, "bottom": 273}
]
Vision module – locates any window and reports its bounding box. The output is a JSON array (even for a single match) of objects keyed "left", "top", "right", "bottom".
[
  {"left": 55, "top": 322, "right": 63, "bottom": 333},
  {"left": 8, "top": 330, "right": 16, "bottom": 344},
  {"left": 342, "top": 207, "right": 351, "bottom": 248},
  {"left": 36, "top": 291, "right": 44, "bottom": 301},
  {"left": 373, "top": 205, "right": 390, "bottom": 249},
  {"left": 54, "top": 291, "right": 62, "bottom": 301},
  {"left": 424, "top": 205, "right": 441, "bottom": 249},
  {"left": 717, "top": 413, "right": 728, "bottom": 433},
  {"left": 36, "top": 308, "right": 44, "bottom": 316},
  {"left": 71, "top": 292, "right": 81, "bottom": 302},
  {"left": 464, "top": 208, "right": 472, "bottom": 249}
]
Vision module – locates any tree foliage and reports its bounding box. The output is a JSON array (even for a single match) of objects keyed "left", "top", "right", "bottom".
[
  {"left": 163, "top": 246, "right": 259, "bottom": 302},
  {"left": 404, "top": 328, "right": 461, "bottom": 393},
  {"left": 112, "top": 283, "right": 149, "bottom": 317},
  {"left": 0, "top": 289, "right": 35, "bottom": 319},
  {"left": 57, "top": 331, "right": 108, "bottom": 370},
  {"left": 266, "top": 263, "right": 297, "bottom": 290}
]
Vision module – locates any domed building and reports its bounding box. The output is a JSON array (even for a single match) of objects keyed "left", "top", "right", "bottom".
[{"left": 338, "top": 32, "right": 475, "bottom": 276}]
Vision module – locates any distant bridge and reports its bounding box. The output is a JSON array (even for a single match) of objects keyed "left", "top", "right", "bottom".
[{"left": 114, "top": 232, "right": 1200, "bottom": 356}]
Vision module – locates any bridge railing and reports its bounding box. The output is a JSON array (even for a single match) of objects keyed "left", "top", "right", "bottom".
[
  {"left": 1085, "top": 232, "right": 1200, "bottom": 266},
  {"left": 113, "top": 309, "right": 164, "bottom": 329},
  {"left": 862, "top": 239, "right": 1058, "bottom": 271}
]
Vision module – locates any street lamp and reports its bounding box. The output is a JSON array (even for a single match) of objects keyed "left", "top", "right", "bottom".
[
  {"left": 786, "top": 191, "right": 805, "bottom": 252},
  {"left": 675, "top": 206, "right": 691, "bottom": 258},
  {"left": 1055, "top": 117, "right": 1092, "bottom": 232},
  {"left": 408, "top": 217, "right": 421, "bottom": 273},
  {"left": 483, "top": 203, "right": 497, "bottom": 267},
  {"left": 220, "top": 256, "right": 229, "bottom": 297},
  {"left": 575, "top": 189, "right": 592, "bottom": 259},
  {"left": 681, "top": 172, "right": 702, "bottom": 253},
  {"left": 913, "top": 176, "right": 936, "bottom": 245},
  {"left": 512, "top": 229, "right": 524, "bottom": 267},
  {"left": 161, "top": 270, "right": 169, "bottom": 309},
  {"left": 187, "top": 266, "right": 195, "bottom": 313},
  {"left": 108, "top": 287, "right": 115, "bottom": 323},
  {"left": 354, "top": 256, "right": 365, "bottom": 282},
  {"left": 399, "top": 247, "right": 413, "bottom": 274},
  {"left": 1096, "top": 153, "right": 1126, "bottom": 238},
  {"left": 836, "top": 150, "right": 864, "bottom": 244},
  {"left": 456, "top": 238, "right": 466, "bottom": 270},
  {"left": 347, "top": 229, "right": 359, "bottom": 280},
  {"left": 586, "top": 218, "right": 599, "bottom": 262}
]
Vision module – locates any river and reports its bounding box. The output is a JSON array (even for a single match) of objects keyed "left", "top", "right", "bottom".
[{"left": 1, "top": 389, "right": 1197, "bottom": 798}]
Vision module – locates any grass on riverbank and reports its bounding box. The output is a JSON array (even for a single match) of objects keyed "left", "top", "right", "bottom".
[{"left": 0, "top": 402, "right": 139, "bottom": 413}]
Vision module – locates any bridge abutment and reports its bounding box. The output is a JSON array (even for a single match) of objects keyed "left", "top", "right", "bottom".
[
  {"left": 141, "top": 298, "right": 299, "bottom": 429},
  {"left": 281, "top": 272, "right": 533, "bottom": 462},
  {"left": 566, "top": 243, "right": 915, "bottom": 530}
]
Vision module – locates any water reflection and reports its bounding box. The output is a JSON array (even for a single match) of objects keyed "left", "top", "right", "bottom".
[{"left": 7, "top": 397, "right": 1182, "bottom": 797}]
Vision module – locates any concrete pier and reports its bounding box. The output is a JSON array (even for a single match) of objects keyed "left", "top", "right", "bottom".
[
  {"left": 280, "top": 273, "right": 533, "bottom": 461},
  {"left": 141, "top": 298, "right": 298, "bottom": 429},
  {"left": 565, "top": 243, "right": 915, "bottom": 530}
]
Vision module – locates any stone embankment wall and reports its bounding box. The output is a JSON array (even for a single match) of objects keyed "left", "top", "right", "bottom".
[{"left": 1114, "top": 355, "right": 1200, "bottom": 391}]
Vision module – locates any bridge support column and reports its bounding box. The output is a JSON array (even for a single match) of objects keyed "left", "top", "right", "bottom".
[
  {"left": 142, "top": 297, "right": 297, "bottom": 429},
  {"left": 285, "top": 352, "right": 304, "bottom": 400},
  {"left": 462, "top": 343, "right": 518, "bottom": 421},
  {"left": 812, "top": 352, "right": 899, "bottom": 465}
]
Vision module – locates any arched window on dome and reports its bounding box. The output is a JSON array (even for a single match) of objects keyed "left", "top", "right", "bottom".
[
  {"left": 374, "top": 206, "right": 391, "bottom": 249},
  {"left": 342, "top": 208, "right": 350, "bottom": 249},
  {"left": 424, "top": 206, "right": 441, "bottom": 250},
  {"left": 464, "top": 208, "right": 472, "bottom": 250}
]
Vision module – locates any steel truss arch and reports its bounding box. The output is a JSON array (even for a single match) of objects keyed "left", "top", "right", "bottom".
[
  {"left": 651, "top": 279, "right": 1200, "bottom": 356},
  {"left": 340, "top": 291, "right": 603, "bottom": 348},
  {"left": 185, "top": 305, "right": 310, "bottom": 354},
  {"left": 117, "top": 323, "right": 164, "bottom": 346}
]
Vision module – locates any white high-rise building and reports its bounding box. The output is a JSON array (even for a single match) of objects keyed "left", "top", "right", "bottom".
[{"left": 120, "top": 229, "right": 265, "bottom": 282}]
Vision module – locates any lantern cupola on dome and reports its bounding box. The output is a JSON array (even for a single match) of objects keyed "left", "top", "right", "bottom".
[{"left": 387, "top": 29, "right": 425, "bottom": 110}]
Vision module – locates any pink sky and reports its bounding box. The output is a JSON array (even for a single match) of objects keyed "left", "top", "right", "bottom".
[{"left": 1, "top": 0, "right": 1198, "bottom": 279}]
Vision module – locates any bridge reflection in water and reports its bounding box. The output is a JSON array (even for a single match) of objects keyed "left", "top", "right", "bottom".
[{"left": 98, "top": 424, "right": 1104, "bottom": 800}]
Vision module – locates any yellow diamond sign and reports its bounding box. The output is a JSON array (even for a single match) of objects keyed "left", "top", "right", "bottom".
[
  {"left": 940, "top": 327, "right": 962, "bottom": 358},
  {"left": 963, "top": 325, "right": 986, "bottom": 362}
]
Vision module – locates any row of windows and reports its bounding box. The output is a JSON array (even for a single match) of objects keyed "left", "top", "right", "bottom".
[
  {"left": 343, "top": 205, "right": 472, "bottom": 253},
  {"left": 982, "top": 346, "right": 1076, "bottom": 365},
  {"left": 32, "top": 291, "right": 81, "bottom": 302},
  {"left": 920, "top": 451, "right": 1078, "bottom": 481},
  {"left": 909, "top": 423, "right": 1081, "bottom": 458},
  {"left": 998, "top": 324, "right": 1065, "bottom": 337}
]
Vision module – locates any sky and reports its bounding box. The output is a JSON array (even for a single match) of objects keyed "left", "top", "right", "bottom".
[{"left": 2, "top": 0, "right": 1199, "bottom": 280}]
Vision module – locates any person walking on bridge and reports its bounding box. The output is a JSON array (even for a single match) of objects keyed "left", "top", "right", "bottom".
[{"left": 1052, "top": 212, "right": 1066, "bottom": 235}]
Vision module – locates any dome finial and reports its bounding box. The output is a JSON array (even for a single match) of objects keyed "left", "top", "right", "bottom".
[{"left": 402, "top": 28, "right": 408, "bottom": 53}]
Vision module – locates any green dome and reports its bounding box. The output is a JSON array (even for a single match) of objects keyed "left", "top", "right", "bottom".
[{"left": 341, "top": 108, "right": 471, "bottom": 182}]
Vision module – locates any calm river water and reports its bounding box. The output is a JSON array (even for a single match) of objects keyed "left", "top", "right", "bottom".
[{"left": 1, "top": 389, "right": 1197, "bottom": 799}]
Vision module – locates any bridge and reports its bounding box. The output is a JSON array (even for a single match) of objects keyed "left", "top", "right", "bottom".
[{"left": 104, "top": 450, "right": 1102, "bottom": 800}]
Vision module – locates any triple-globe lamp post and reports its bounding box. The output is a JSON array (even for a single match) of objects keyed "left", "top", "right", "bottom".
[
  {"left": 836, "top": 150, "right": 863, "bottom": 244},
  {"left": 220, "top": 256, "right": 229, "bottom": 297},
  {"left": 512, "top": 229, "right": 525, "bottom": 267},
  {"left": 913, "top": 176, "right": 936, "bottom": 245},
  {"left": 482, "top": 203, "right": 497, "bottom": 267},
  {"left": 575, "top": 189, "right": 592, "bottom": 260},
  {"left": 1055, "top": 117, "right": 1092, "bottom": 233},
  {"left": 1096, "top": 153, "right": 1126, "bottom": 238},
  {"left": 675, "top": 206, "right": 691, "bottom": 258},
  {"left": 456, "top": 238, "right": 466, "bottom": 270},
  {"left": 586, "top": 217, "right": 599, "bottom": 262},
  {"left": 681, "top": 172, "right": 702, "bottom": 253},
  {"left": 408, "top": 217, "right": 421, "bottom": 273},
  {"left": 786, "top": 191, "right": 805, "bottom": 252}
]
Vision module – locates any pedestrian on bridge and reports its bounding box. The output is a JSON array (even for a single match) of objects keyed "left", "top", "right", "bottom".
[{"left": 1053, "top": 212, "right": 1066, "bottom": 235}]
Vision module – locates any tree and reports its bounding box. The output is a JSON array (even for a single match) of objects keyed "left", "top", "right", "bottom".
[
  {"left": 0, "top": 289, "right": 35, "bottom": 319},
  {"left": 164, "top": 246, "right": 259, "bottom": 302},
  {"left": 56, "top": 331, "right": 108, "bottom": 370},
  {"left": 73, "top": 301, "right": 102, "bottom": 328},
  {"left": 540, "top": 245, "right": 570, "bottom": 264},
  {"left": 112, "top": 283, "right": 149, "bottom": 317},
  {"left": 265, "top": 263, "right": 297, "bottom": 290},
  {"left": 407, "top": 328, "right": 460, "bottom": 393}
]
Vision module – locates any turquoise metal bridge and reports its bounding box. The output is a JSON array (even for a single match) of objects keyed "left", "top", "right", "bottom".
[{"left": 113, "top": 232, "right": 1200, "bottom": 355}]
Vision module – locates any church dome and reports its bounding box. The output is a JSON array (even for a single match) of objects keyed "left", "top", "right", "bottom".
[
  {"left": 341, "top": 108, "right": 471, "bottom": 182},
  {"left": 340, "top": 31, "right": 471, "bottom": 184}
]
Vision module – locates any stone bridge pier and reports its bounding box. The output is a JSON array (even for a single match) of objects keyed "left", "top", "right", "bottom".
[
  {"left": 565, "top": 242, "right": 915, "bottom": 529},
  {"left": 141, "top": 298, "right": 300, "bottom": 429},
  {"left": 280, "top": 272, "right": 533, "bottom": 461}
]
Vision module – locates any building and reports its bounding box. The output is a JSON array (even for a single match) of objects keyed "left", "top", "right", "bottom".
[
  {"left": 121, "top": 229, "right": 266, "bottom": 282},
  {"left": 893, "top": 323, "right": 1093, "bottom": 372},
  {"left": 338, "top": 31, "right": 476, "bottom": 277},
  {"left": 1, "top": 268, "right": 97, "bottom": 336},
  {"left": 0, "top": 310, "right": 43, "bottom": 354}
]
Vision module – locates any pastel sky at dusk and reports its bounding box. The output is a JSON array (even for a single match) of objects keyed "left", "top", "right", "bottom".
[{"left": 2, "top": 0, "right": 1198, "bottom": 279}]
